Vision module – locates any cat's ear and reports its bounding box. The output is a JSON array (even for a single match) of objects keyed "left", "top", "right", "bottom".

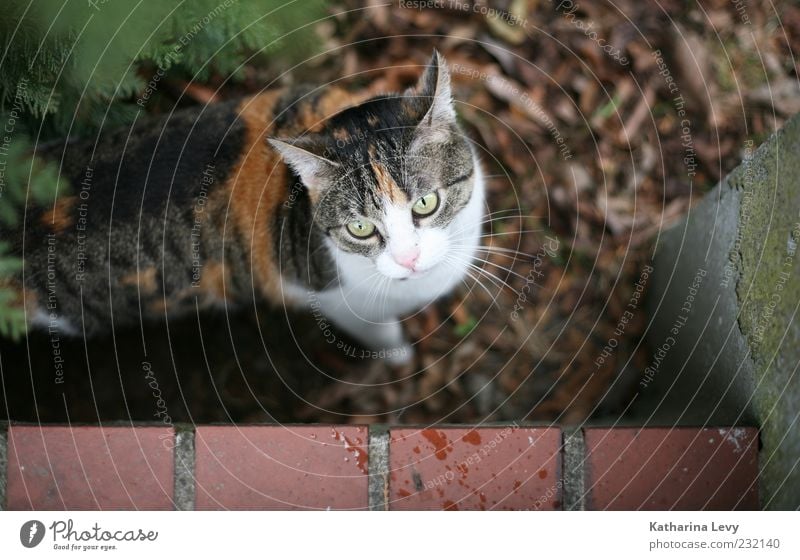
[
  {"left": 409, "top": 50, "right": 457, "bottom": 147},
  {"left": 268, "top": 138, "right": 339, "bottom": 192}
]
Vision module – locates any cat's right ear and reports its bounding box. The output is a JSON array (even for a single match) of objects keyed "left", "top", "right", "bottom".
[
  {"left": 407, "top": 50, "right": 457, "bottom": 150},
  {"left": 415, "top": 49, "right": 457, "bottom": 128},
  {"left": 268, "top": 138, "right": 339, "bottom": 193}
]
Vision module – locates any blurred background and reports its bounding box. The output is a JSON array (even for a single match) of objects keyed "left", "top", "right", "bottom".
[{"left": 1, "top": 0, "right": 798, "bottom": 425}]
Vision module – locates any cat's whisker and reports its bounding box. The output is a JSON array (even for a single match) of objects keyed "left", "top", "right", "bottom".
[
  {"left": 451, "top": 244, "right": 542, "bottom": 260},
  {"left": 330, "top": 258, "right": 381, "bottom": 294},
  {"left": 364, "top": 272, "right": 387, "bottom": 312},
  {"left": 449, "top": 217, "right": 529, "bottom": 236},
  {"left": 457, "top": 267, "right": 505, "bottom": 311},
  {"left": 327, "top": 265, "right": 384, "bottom": 315},
  {"left": 459, "top": 259, "right": 522, "bottom": 297},
  {"left": 463, "top": 256, "right": 529, "bottom": 283},
  {"left": 449, "top": 211, "right": 529, "bottom": 229},
  {"left": 447, "top": 220, "right": 541, "bottom": 241},
  {"left": 354, "top": 269, "right": 383, "bottom": 292},
  {"left": 374, "top": 275, "right": 392, "bottom": 317},
  {"left": 452, "top": 251, "right": 531, "bottom": 265},
  {"left": 358, "top": 279, "right": 383, "bottom": 311},
  {"left": 456, "top": 275, "right": 488, "bottom": 308},
  {"left": 368, "top": 272, "right": 386, "bottom": 316},
  {"left": 319, "top": 270, "right": 345, "bottom": 292},
  {"left": 481, "top": 208, "right": 531, "bottom": 218},
  {"left": 446, "top": 254, "right": 509, "bottom": 296},
  {"left": 456, "top": 272, "right": 489, "bottom": 308},
  {"left": 466, "top": 265, "right": 515, "bottom": 296},
  {"left": 380, "top": 275, "right": 394, "bottom": 318},
  {"left": 451, "top": 248, "right": 526, "bottom": 270},
  {"left": 474, "top": 229, "right": 545, "bottom": 238},
  {"left": 472, "top": 210, "right": 532, "bottom": 222},
  {"left": 446, "top": 254, "right": 495, "bottom": 298}
]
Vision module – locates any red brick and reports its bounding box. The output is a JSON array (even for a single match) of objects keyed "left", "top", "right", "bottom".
[
  {"left": 7, "top": 426, "right": 174, "bottom": 510},
  {"left": 389, "top": 427, "right": 561, "bottom": 510},
  {"left": 584, "top": 427, "right": 759, "bottom": 510},
  {"left": 195, "top": 425, "right": 369, "bottom": 510}
]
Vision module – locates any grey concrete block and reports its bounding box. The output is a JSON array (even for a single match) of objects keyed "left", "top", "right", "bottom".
[{"left": 639, "top": 113, "right": 800, "bottom": 509}]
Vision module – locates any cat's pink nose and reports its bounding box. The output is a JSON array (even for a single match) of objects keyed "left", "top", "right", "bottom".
[{"left": 393, "top": 247, "right": 420, "bottom": 270}]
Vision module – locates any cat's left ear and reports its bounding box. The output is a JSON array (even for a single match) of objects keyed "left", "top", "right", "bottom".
[
  {"left": 409, "top": 50, "right": 457, "bottom": 147},
  {"left": 268, "top": 138, "right": 339, "bottom": 193}
]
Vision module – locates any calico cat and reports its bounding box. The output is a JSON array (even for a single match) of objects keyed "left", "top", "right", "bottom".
[{"left": 8, "top": 51, "right": 484, "bottom": 364}]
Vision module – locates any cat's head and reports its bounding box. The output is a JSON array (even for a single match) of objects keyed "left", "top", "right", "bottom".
[{"left": 269, "top": 51, "right": 480, "bottom": 282}]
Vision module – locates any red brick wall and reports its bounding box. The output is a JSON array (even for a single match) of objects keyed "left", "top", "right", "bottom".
[{"left": 0, "top": 424, "right": 760, "bottom": 510}]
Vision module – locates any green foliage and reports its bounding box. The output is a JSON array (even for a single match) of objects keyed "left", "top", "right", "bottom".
[
  {"left": 1, "top": 0, "right": 326, "bottom": 137},
  {"left": 0, "top": 133, "right": 66, "bottom": 340},
  {"left": 0, "top": 0, "right": 326, "bottom": 339},
  {"left": 454, "top": 315, "right": 478, "bottom": 337},
  {"left": 0, "top": 289, "right": 27, "bottom": 341}
]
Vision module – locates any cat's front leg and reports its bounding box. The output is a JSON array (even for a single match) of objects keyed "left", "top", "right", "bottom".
[{"left": 313, "top": 291, "right": 414, "bottom": 366}]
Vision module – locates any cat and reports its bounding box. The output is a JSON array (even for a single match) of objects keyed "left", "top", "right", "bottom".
[{"left": 8, "top": 50, "right": 485, "bottom": 365}]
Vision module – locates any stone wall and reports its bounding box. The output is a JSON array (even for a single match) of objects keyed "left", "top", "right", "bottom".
[{"left": 637, "top": 114, "right": 800, "bottom": 509}]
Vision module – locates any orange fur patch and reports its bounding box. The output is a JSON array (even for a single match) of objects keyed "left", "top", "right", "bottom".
[
  {"left": 282, "top": 88, "right": 372, "bottom": 136},
  {"left": 40, "top": 196, "right": 76, "bottom": 233},
  {"left": 332, "top": 127, "right": 351, "bottom": 143},
  {"left": 214, "top": 89, "right": 371, "bottom": 303},
  {"left": 120, "top": 267, "right": 158, "bottom": 293},
  {"left": 148, "top": 297, "right": 168, "bottom": 316},
  {"left": 370, "top": 160, "right": 405, "bottom": 203},
  {"left": 209, "top": 91, "right": 286, "bottom": 302},
  {"left": 194, "top": 261, "right": 228, "bottom": 302}
]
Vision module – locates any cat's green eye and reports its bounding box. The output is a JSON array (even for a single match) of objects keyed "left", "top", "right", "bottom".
[
  {"left": 412, "top": 192, "right": 439, "bottom": 217},
  {"left": 346, "top": 219, "right": 376, "bottom": 239}
]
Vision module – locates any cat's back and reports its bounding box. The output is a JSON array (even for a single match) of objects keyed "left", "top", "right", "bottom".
[
  {"left": 15, "top": 84, "right": 364, "bottom": 334},
  {"left": 32, "top": 83, "right": 365, "bottom": 219},
  {"left": 37, "top": 98, "right": 246, "bottom": 220}
]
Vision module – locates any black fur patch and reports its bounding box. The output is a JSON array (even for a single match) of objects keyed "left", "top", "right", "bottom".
[{"left": 18, "top": 101, "right": 246, "bottom": 333}]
